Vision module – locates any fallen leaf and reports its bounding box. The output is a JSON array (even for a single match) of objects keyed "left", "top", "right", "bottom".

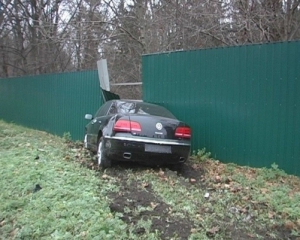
[
  {"left": 11, "top": 228, "right": 19, "bottom": 238},
  {"left": 102, "top": 174, "right": 109, "bottom": 179},
  {"left": 192, "top": 164, "right": 199, "bottom": 169},
  {"left": 261, "top": 188, "right": 268, "bottom": 194},
  {"left": 225, "top": 177, "right": 232, "bottom": 183},
  {"left": 268, "top": 211, "right": 275, "bottom": 219},
  {"left": 206, "top": 226, "right": 220, "bottom": 237},
  {"left": 288, "top": 191, "right": 295, "bottom": 197},
  {"left": 215, "top": 175, "right": 221, "bottom": 182},
  {"left": 247, "top": 233, "right": 255, "bottom": 238},
  {"left": 158, "top": 176, "right": 168, "bottom": 182},
  {"left": 242, "top": 196, "right": 250, "bottom": 201},
  {"left": 240, "top": 208, "right": 248, "bottom": 214},
  {"left": 158, "top": 169, "right": 164, "bottom": 176},
  {"left": 196, "top": 213, "right": 203, "bottom": 219},
  {"left": 284, "top": 220, "right": 296, "bottom": 230},
  {"left": 150, "top": 202, "right": 159, "bottom": 209},
  {"left": 230, "top": 186, "right": 242, "bottom": 193},
  {"left": 296, "top": 219, "right": 300, "bottom": 227},
  {"left": 190, "top": 178, "right": 197, "bottom": 183}
]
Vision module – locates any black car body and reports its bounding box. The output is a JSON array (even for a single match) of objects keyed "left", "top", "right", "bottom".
[{"left": 84, "top": 100, "right": 191, "bottom": 167}]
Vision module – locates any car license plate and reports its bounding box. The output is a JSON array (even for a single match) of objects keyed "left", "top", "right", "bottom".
[{"left": 145, "top": 144, "right": 171, "bottom": 153}]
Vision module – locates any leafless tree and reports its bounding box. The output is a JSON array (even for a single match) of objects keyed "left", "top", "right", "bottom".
[
  {"left": 229, "top": 0, "right": 300, "bottom": 43},
  {"left": 0, "top": 0, "right": 81, "bottom": 77},
  {"left": 1, "top": 0, "right": 299, "bottom": 100}
]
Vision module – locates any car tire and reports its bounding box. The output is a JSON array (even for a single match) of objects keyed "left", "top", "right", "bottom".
[{"left": 97, "top": 140, "right": 112, "bottom": 168}]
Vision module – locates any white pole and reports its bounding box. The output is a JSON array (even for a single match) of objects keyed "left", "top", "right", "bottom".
[{"left": 97, "top": 59, "right": 110, "bottom": 91}]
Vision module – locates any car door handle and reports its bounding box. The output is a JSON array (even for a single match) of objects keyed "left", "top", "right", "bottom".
[{"left": 91, "top": 120, "right": 101, "bottom": 125}]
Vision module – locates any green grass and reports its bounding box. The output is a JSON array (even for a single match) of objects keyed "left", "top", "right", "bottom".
[
  {"left": 1, "top": 120, "right": 300, "bottom": 239},
  {"left": 0, "top": 120, "right": 126, "bottom": 239}
]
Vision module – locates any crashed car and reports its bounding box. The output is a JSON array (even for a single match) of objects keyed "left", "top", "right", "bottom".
[{"left": 84, "top": 100, "right": 191, "bottom": 167}]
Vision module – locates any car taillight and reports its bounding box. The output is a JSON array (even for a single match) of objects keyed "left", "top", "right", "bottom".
[
  {"left": 175, "top": 127, "right": 191, "bottom": 139},
  {"left": 114, "top": 119, "right": 142, "bottom": 132}
]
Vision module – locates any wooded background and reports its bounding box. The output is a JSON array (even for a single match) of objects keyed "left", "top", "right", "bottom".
[{"left": 1, "top": 0, "right": 300, "bottom": 99}]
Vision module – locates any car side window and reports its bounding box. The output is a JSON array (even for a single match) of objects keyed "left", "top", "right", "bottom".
[
  {"left": 95, "top": 101, "right": 112, "bottom": 117},
  {"left": 108, "top": 102, "right": 118, "bottom": 115}
]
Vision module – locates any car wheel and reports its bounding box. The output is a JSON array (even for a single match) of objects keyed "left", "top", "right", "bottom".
[
  {"left": 84, "top": 134, "right": 88, "bottom": 148},
  {"left": 97, "top": 140, "right": 112, "bottom": 168}
]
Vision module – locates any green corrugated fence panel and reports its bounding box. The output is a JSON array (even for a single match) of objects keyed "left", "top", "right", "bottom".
[
  {"left": 142, "top": 41, "right": 300, "bottom": 176},
  {"left": 0, "top": 70, "right": 102, "bottom": 141}
]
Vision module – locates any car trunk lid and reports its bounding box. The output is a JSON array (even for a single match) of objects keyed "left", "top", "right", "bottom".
[{"left": 113, "top": 115, "right": 191, "bottom": 140}]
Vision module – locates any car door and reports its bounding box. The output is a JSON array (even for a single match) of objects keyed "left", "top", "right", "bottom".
[{"left": 86, "top": 101, "right": 113, "bottom": 149}]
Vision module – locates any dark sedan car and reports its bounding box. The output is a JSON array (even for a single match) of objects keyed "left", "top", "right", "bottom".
[{"left": 84, "top": 100, "right": 191, "bottom": 168}]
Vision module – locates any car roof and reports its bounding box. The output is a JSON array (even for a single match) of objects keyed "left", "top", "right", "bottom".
[
  {"left": 112, "top": 99, "right": 143, "bottom": 103},
  {"left": 112, "top": 99, "right": 159, "bottom": 108}
]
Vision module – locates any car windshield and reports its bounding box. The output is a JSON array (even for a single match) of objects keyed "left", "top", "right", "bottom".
[{"left": 114, "top": 101, "right": 176, "bottom": 119}]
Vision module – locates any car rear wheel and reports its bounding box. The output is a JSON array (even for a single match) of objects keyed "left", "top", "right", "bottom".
[{"left": 97, "top": 140, "right": 111, "bottom": 168}]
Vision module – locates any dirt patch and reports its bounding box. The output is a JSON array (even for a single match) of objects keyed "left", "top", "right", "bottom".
[
  {"left": 107, "top": 168, "right": 193, "bottom": 239},
  {"left": 105, "top": 163, "right": 298, "bottom": 240},
  {"left": 106, "top": 163, "right": 196, "bottom": 239},
  {"left": 71, "top": 143, "right": 300, "bottom": 240}
]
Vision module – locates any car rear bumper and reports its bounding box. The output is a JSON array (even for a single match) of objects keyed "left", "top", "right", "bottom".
[{"left": 102, "top": 136, "right": 191, "bottom": 165}]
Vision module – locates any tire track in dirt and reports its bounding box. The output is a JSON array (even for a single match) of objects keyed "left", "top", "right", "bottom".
[{"left": 105, "top": 163, "right": 204, "bottom": 239}]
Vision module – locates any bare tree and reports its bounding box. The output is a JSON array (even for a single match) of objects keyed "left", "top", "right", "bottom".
[
  {"left": 0, "top": 0, "right": 81, "bottom": 77},
  {"left": 229, "top": 0, "right": 300, "bottom": 44},
  {"left": 100, "top": 0, "right": 147, "bottom": 99},
  {"left": 1, "top": 0, "right": 299, "bottom": 96},
  {"left": 68, "top": 0, "right": 111, "bottom": 70}
]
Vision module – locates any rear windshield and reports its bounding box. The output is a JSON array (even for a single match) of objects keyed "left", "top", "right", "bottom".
[{"left": 111, "top": 101, "right": 176, "bottom": 119}]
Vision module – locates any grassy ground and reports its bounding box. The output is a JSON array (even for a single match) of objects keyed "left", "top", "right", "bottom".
[
  {"left": 0, "top": 120, "right": 300, "bottom": 239},
  {"left": 0, "top": 121, "right": 126, "bottom": 239}
]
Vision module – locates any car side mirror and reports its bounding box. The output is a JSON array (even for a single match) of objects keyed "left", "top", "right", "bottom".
[{"left": 85, "top": 114, "right": 93, "bottom": 120}]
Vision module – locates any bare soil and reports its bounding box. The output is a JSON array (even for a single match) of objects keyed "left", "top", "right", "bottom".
[
  {"left": 73, "top": 142, "right": 299, "bottom": 240},
  {"left": 105, "top": 163, "right": 296, "bottom": 240},
  {"left": 106, "top": 163, "right": 198, "bottom": 239}
]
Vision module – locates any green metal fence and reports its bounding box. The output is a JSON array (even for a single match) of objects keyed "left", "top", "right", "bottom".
[
  {"left": 0, "top": 70, "right": 102, "bottom": 141},
  {"left": 142, "top": 41, "right": 300, "bottom": 176}
]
